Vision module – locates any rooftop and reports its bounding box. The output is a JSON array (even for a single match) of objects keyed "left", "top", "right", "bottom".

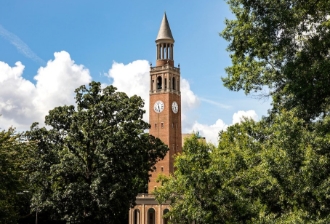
[{"left": 156, "top": 13, "right": 174, "bottom": 41}]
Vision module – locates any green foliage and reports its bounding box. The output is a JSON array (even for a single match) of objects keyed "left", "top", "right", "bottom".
[
  {"left": 26, "top": 82, "right": 168, "bottom": 223},
  {"left": 0, "top": 128, "right": 34, "bottom": 223},
  {"left": 155, "top": 135, "right": 218, "bottom": 223},
  {"left": 221, "top": 0, "right": 330, "bottom": 120},
  {"left": 156, "top": 0, "right": 330, "bottom": 222},
  {"left": 156, "top": 112, "right": 330, "bottom": 223}
]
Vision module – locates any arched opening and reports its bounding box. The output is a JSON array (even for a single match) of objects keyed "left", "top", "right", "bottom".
[
  {"left": 164, "top": 78, "right": 167, "bottom": 89},
  {"left": 133, "top": 209, "right": 140, "bottom": 224},
  {"left": 148, "top": 208, "right": 155, "bottom": 224},
  {"left": 163, "top": 209, "right": 169, "bottom": 224},
  {"left": 172, "top": 77, "right": 175, "bottom": 90},
  {"left": 157, "top": 76, "right": 162, "bottom": 90}
]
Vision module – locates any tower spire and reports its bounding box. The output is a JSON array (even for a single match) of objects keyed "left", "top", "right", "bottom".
[
  {"left": 155, "top": 13, "right": 175, "bottom": 66},
  {"left": 156, "top": 12, "right": 174, "bottom": 41}
]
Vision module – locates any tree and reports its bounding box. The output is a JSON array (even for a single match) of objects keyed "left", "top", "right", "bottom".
[
  {"left": 0, "top": 127, "right": 35, "bottom": 224},
  {"left": 155, "top": 135, "right": 224, "bottom": 223},
  {"left": 156, "top": 111, "right": 330, "bottom": 223},
  {"left": 221, "top": 0, "right": 330, "bottom": 120},
  {"left": 155, "top": 1, "right": 330, "bottom": 222},
  {"left": 26, "top": 82, "right": 168, "bottom": 223}
]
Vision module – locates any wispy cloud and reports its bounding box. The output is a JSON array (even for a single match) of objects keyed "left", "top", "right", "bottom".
[
  {"left": 199, "top": 97, "right": 231, "bottom": 109},
  {"left": 0, "top": 24, "right": 44, "bottom": 64}
]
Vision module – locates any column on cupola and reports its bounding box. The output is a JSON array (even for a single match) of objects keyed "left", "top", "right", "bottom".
[
  {"left": 162, "top": 44, "right": 164, "bottom": 59},
  {"left": 156, "top": 44, "right": 159, "bottom": 60},
  {"left": 171, "top": 44, "right": 174, "bottom": 60},
  {"left": 166, "top": 44, "right": 170, "bottom": 59}
]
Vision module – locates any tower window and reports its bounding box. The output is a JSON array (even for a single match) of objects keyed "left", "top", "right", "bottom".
[
  {"left": 155, "top": 124, "right": 157, "bottom": 128},
  {"left": 172, "top": 77, "right": 175, "bottom": 90},
  {"left": 161, "top": 122, "right": 164, "bottom": 128},
  {"left": 164, "top": 78, "right": 167, "bottom": 89},
  {"left": 157, "top": 76, "right": 162, "bottom": 90},
  {"left": 163, "top": 209, "right": 170, "bottom": 224},
  {"left": 134, "top": 209, "right": 140, "bottom": 224},
  {"left": 161, "top": 166, "right": 164, "bottom": 172},
  {"left": 148, "top": 208, "right": 156, "bottom": 224}
]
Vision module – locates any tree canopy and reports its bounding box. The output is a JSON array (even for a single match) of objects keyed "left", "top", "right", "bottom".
[
  {"left": 26, "top": 82, "right": 168, "bottom": 223},
  {"left": 156, "top": 112, "right": 330, "bottom": 223},
  {"left": 155, "top": 0, "right": 330, "bottom": 223},
  {"left": 0, "top": 127, "right": 34, "bottom": 223},
  {"left": 221, "top": 0, "right": 330, "bottom": 120}
]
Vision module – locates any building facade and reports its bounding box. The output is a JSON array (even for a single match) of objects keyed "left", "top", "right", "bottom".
[{"left": 128, "top": 13, "right": 182, "bottom": 224}]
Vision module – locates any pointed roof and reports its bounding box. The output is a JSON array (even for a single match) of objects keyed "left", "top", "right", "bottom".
[{"left": 156, "top": 13, "right": 174, "bottom": 41}]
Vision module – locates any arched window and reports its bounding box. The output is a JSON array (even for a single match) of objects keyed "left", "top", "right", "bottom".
[
  {"left": 172, "top": 77, "right": 175, "bottom": 90},
  {"left": 148, "top": 208, "right": 155, "bottom": 224},
  {"left": 164, "top": 78, "right": 167, "bottom": 89},
  {"left": 133, "top": 209, "right": 140, "bottom": 224},
  {"left": 163, "top": 209, "right": 169, "bottom": 224},
  {"left": 157, "top": 76, "right": 162, "bottom": 90}
]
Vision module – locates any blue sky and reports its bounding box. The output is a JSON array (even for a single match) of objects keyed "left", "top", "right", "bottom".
[{"left": 0, "top": 1, "right": 270, "bottom": 143}]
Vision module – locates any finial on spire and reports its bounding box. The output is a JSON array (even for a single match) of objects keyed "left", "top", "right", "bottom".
[{"left": 156, "top": 12, "right": 174, "bottom": 41}]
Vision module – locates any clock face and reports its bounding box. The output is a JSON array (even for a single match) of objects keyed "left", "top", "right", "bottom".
[
  {"left": 172, "top": 101, "right": 178, "bottom": 113},
  {"left": 154, "top": 100, "right": 164, "bottom": 113}
]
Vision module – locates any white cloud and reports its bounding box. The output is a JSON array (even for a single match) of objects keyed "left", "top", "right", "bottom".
[
  {"left": 191, "top": 119, "right": 228, "bottom": 145},
  {"left": 108, "top": 60, "right": 150, "bottom": 121},
  {"left": 33, "top": 51, "right": 91, "bottom": 117},
  {"left": 107, "top": 60, "right": 199, "bottom": 123},
  {"left": 106, "top": 60, "right": 260, "bottom": 145},
  {"left": 0, "top": 51, "right": 91, "bottom": 130},
  {"left": 199, "top": 97, "right": 231, "bottom": 109},
  {"left": 0, "top": 56, "right": 259, "bottom": 147},
  {"left": 232, "top": 110, "right": 258, "bottom": 124},
  {"left": 188, "top": 110, "right": 259, "bottom": 145},
  {"left": 0, "top": 24, "right": 44, "bottom": 64},
  {"left": 181, "top": 79, "right": 200, "bottom": 112}
]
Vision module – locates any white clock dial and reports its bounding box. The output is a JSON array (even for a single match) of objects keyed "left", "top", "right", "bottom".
[
  {"left": 172, "top": 101, "right": 178, "bottom": 113},
  {"left": 154, "top": 100, "right": 165, "bottom": 113}
]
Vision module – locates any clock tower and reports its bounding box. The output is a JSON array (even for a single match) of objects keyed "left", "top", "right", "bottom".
[
  {"left": 148, "top": 12, "right": 182, "bottom": 194},
  {"left": 129, "top": 13, "right": 182, "bottom": 224}
]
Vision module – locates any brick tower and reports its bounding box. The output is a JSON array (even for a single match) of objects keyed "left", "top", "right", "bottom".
[
  {"left": 148, "top": 12, "right": 182, "bottom": 194},
  {"left": 129, "top": 13, "right": 182, "bottom": 224}
]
